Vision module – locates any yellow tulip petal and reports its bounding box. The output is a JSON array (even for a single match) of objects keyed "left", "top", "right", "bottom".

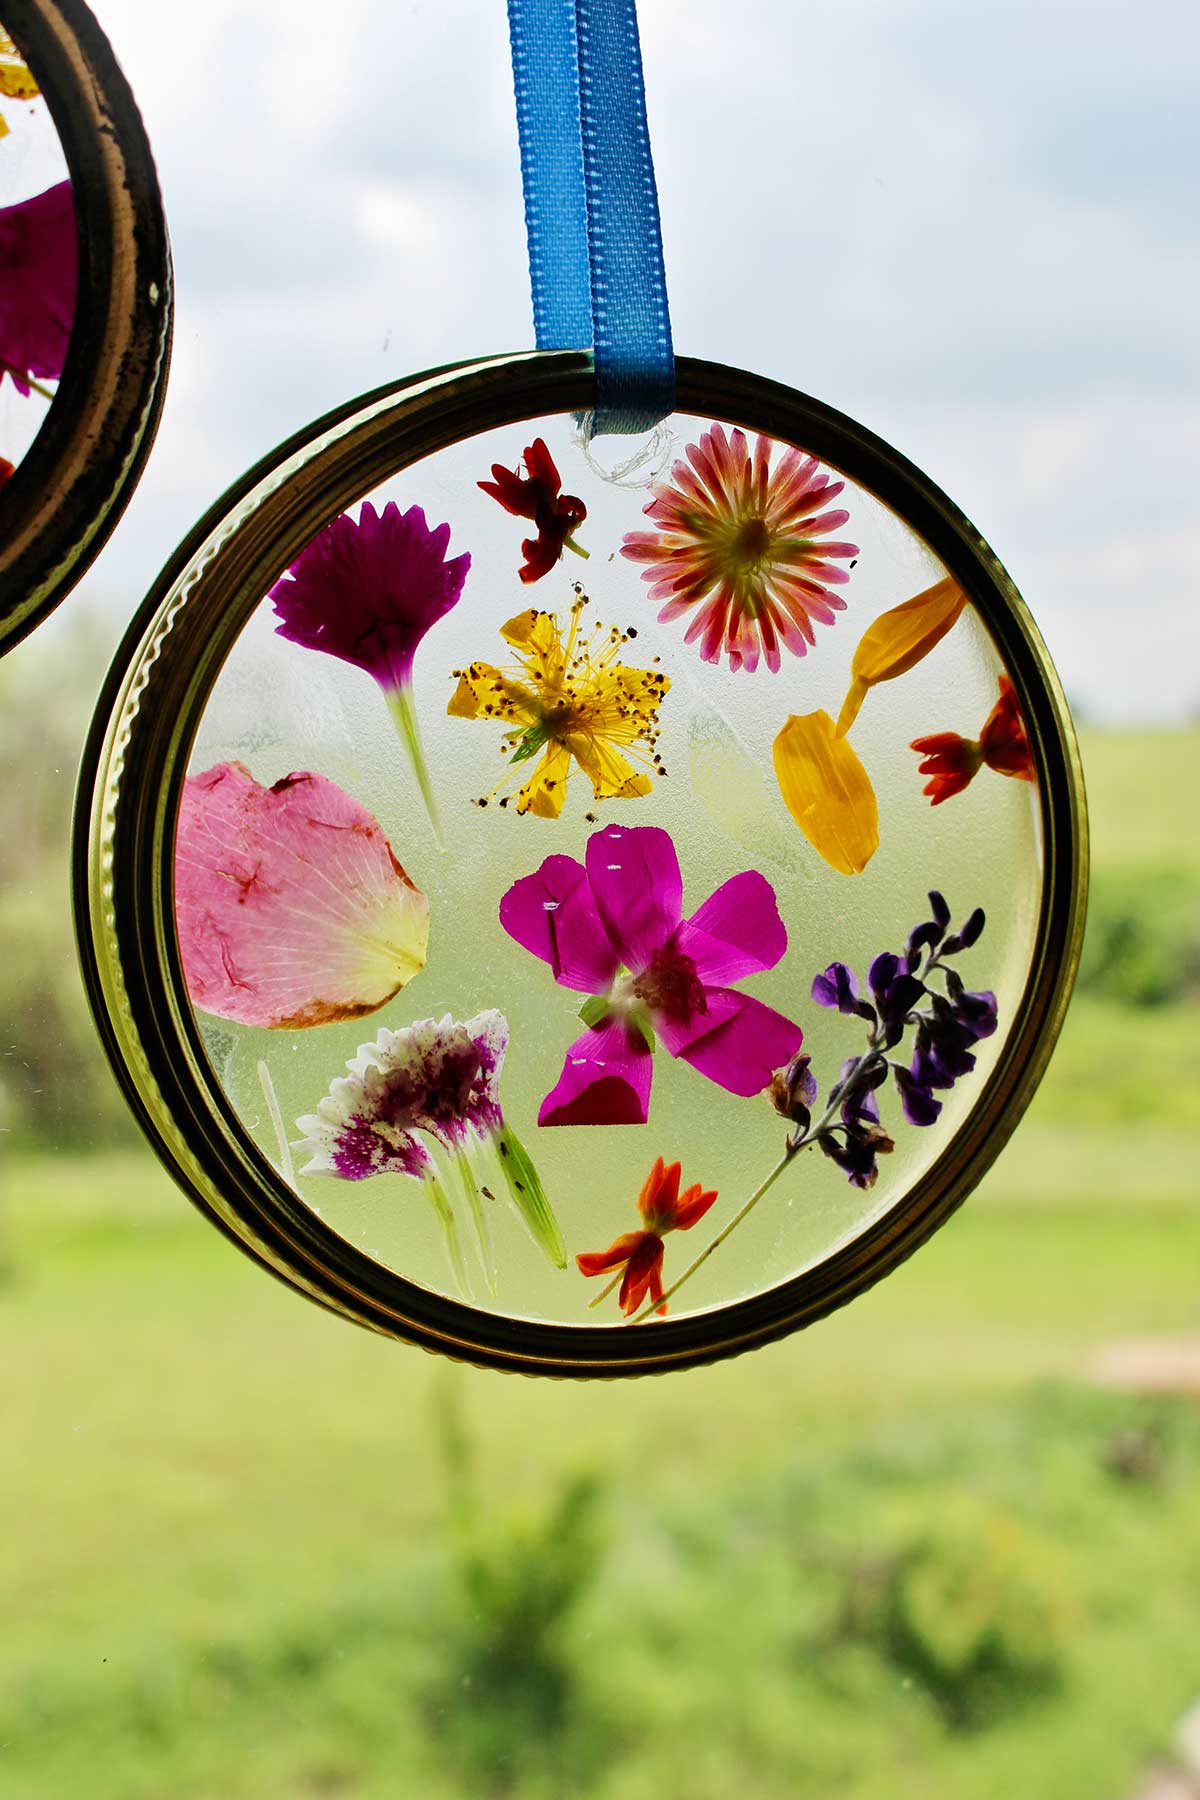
[
  {"left": 835, "top": 577, "right": 967, "bottom": 736},
  {"left": 773, "top": 710, "right": 879, "bottom": 876}
]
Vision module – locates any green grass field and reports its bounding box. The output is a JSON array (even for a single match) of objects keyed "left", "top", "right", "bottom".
[{"left": 1, "top": 729, "right": 1198, "bottom": 1800}]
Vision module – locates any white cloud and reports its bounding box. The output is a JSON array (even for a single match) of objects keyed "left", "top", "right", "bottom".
[{"left": 57, "top": 0, "right": 1200, "bottom": 721}]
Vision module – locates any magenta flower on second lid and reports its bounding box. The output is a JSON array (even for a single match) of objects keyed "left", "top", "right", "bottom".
[
  {"left": 270, "top": 499, "right": 471, "bottom": 833},
  {"left": 0, "top": 180, "right": 77, "bottom": 394}
]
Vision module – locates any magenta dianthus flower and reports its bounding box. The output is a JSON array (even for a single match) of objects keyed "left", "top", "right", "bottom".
[
  {"left": 500, "top": 823, "right": 803, "bottom": 1126},
  {"left": 270, "top": 500, "right": 471, "bottom": 832}
]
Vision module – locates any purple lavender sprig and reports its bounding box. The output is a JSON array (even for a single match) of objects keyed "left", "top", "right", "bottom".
[
  {"left": 772, "top": 891, "right": 997, "bottom": 1190},
  {"left": 626, "top": 892, "right": 997, "bottom": 1323}
]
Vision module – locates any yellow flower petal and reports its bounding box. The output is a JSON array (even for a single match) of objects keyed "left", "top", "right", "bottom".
[
  {"left": 518, "top": 740, "right": 572, "bottom": 818},
  {"left": 449, "top": 597, "right": 667, "bottom": 818},
  {"left": 835, "top": 577, "right": 967, "bottom": 736},
  {"left": 1, "top": 32, "right": 39, "bottom": 133},
  {"left": 567, "top": 732, "right": 654, "bottom": 801},
  {"left": 773, "top": 710, "right": 879, "bottom": 876},
  {"left": 447, "top": 661, "right": 536, "bottom": 726}
]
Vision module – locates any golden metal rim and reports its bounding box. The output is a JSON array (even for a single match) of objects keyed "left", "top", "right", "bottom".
[
  {"left": 0, "top": 0, "right": 173, "bottom": 653},
  {"left": 73, "top": 350, "right": 1089, "bottom": 1378}
]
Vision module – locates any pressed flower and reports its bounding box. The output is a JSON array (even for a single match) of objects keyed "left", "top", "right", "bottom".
[
  {"left": 0, "top": 182, "right": 77, "bottom": 395},
  {"left": 270, "top": 500, "right": 470, "bottom": 833},
  {"left": 621, "top": 424, "right": 858, "bottom": 673},
  {"left": 911, "top": 674, "right": 1035, "bottom": 805},
  {"left": 0, "top": 31, "right": 40, "bottom": 139},
  {"left": 447, "top": 592, "right": 669, "bottom": 818},
  {"left": 175, "top": 761, "right": 429, "bottom": 1030},
  {"left": 296, "top": 1009, "right": 566, "bottom": 1287},
  {"left": 479, "top": 437, "right": 588, "bottom": 582},
  {"left": 576, "top": 1155, "right": 718, "bottom": 1317},
  {"left": 835, "top": 577, "right": 967, "bottom": 736},
  {"left": 0, "top": 455, "right": 13, "bottom": 489},
  {"left": 772, "top": 709, "right": 879, "bottom": 876},
  {"left": 500, "top": 822, "right": 803, "bottom": 1126},
  {"left": 627, "top": 893, "right": 996, "bottom": 1321}
]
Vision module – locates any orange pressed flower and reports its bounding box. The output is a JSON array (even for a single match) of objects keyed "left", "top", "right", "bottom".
[
  {"left": 835, "top": 577, "right": 967, "bottom": 736},
  {"left": 911, "top": 674, "right": 1035, "bottom": 805},
  {"left": 576, "top": 1156, "right": 718, "bottom": 1318}
]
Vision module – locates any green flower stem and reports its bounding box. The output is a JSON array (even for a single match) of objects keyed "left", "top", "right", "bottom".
[
  {"left": 563, "top": 534, "right": 590, "bottom": 561},
  {"left": 25, "top": 375, "right": 55, "bottom": 402},
  {"left": 256, "top": 1059, "right": 295, "bottom": 1186},
  {"left": 496, "top": 1124, "right": 567, "bottom": 1269},
  {"left": 626, "top": 1048, "right": 885, "bottom": 1325},
  {"left": 587, "top": 1270, "right": 624, "bottom": 1310},
  {"left": 628, "top": 1149, "right": 796, "bottom": 1324},
  {"left": 426, "top": 1172, "right": 470, "bottom": 1298},
  {"left": 457, "top": 1151, "right": 497, "bottom": 1296},
  {"left": 386, "top": 683, "right": 441, "bottom": 845}
]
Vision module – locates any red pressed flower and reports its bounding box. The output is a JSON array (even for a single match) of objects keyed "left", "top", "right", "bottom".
[
  {"left": 909, "top": 732, "right": 983, "bottom": 805},
  {"left": 479, "top": 437, "right": 587, "bottom": 582},
  {"left": 0, "top": 455, "right": 13, "bottom": 489},
  {"left": 911, "top": 674, "right": 1035, "bottom": 805},
  {"left": 575, "top": 1155, "right": 718, "bottom": 1318},
  {"left": 979, "top": 675, "right": 1034, "bottom": 780}
]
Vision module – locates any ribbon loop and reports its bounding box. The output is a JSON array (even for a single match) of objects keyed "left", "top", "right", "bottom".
[{"left": 506, "top": 0, "right": 674, "bottom": 438}]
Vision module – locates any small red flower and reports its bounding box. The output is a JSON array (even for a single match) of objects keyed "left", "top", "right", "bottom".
[
  {"left": 978, "top": 675, "right": 1034, "bottom": 780},
  {"left": 575, "top": 1155, "right": 718, "bottom": 1317},
  {"left": 479, "top": 437, "right": 587, "bottom": 583},
  {"left": 911, "top": 675, "right": 1034, "bottom": 805},
  {"left": 0, "top": 454, "right": 13, "bottom": 490}
]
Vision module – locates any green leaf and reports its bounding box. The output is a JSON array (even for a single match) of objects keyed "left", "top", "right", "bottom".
[
  {"left": 495, "top": 1126, "right": 567, "bottom": 1269},
  {"left": 578, "top": 994, "right": 610, "bottom": 1029},
  {"left": 509, "top": 722, "right": 552, "bottom": 766}
]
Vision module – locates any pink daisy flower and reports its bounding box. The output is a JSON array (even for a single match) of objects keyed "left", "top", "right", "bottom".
[{"left": 621, "top": 424, "right": 858, "bottom": 674}]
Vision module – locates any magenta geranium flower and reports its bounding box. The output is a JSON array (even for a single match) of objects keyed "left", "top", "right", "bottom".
[
  {"left": 269, "top": 500, "right": 471, "bottom": 833},
  {"left": 499, "top": 823, "right": 803, "bottom": 1126},
  {"left": 0, "top": 181, "right": 77, "bottom": 395},
  {"left": 175, "top": 761, "right": 430, "bottom": 1029}
]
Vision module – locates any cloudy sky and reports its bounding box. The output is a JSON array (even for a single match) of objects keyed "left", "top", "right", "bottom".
[{"left": 37, "top": 0, "right": 1200, "bottom": 718}]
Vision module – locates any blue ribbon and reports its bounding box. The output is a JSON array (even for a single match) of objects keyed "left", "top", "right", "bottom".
[{"left": 505, "top": 0, "right": 674, "bottom": 437}]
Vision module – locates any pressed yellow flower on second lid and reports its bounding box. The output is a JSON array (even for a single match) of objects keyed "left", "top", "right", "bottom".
[
  {"left": 773, "top": 709, "right": 879, "bottom": 877},
  {"left": 835, "top": 577, "right": 967, "bottom": 737},
  {"left": 0, "top": 30, "right": 40, "bottom": 138}
]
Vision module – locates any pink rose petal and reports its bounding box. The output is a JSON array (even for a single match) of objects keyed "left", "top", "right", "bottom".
[{"left": 175, "top": 761, "right": 429, "bottom": 1029}]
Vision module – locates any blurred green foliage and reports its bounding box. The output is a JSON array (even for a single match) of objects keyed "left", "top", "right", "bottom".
[
  {"left": 0, "top": 616, "right": 137, "bottom": 1147},
  {"left": 432, "top": 1371, "right": 609, "bottom": 1790},
  {"left": 1078, "top": 864, "right": 1200, "bottom": 1006}
]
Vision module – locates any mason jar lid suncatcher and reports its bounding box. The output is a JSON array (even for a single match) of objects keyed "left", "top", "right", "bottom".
[
  {"left": 0, "top": 0, "right": 171, "bottom": 653},
  {"left": 74, "top": 0, "right": 1086, "bottom": 1377}
]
